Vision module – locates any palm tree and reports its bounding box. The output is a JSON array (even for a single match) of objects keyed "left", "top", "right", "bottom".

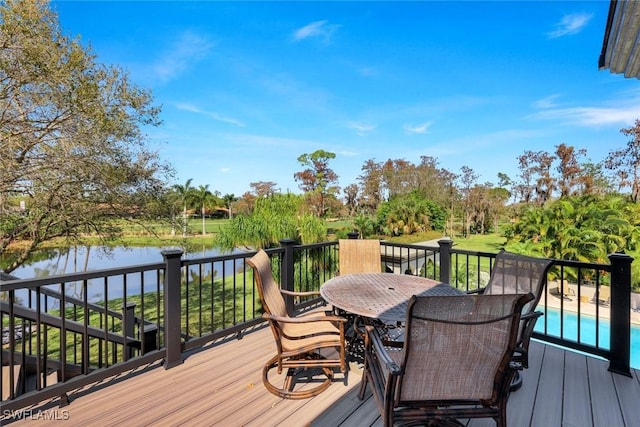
[
  {"left": 173, "top": 178, "right": 195, "bottom": 237},
  {"left": 195, "top": 185, "right": 213, "bottom": 236},
  {"left": 222, "top": 193, "right": 236, "bottom": 219}
]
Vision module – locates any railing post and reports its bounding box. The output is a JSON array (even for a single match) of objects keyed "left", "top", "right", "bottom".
[
  {"left": 280, "top": 239, "right": 297, "bottom": 315},
  {"left": 162, "top": 249, "right": 184, "bottom": 369},
  {"left": 438, "top": 239, "right": 453, "bottom": 285},
  {"left": 123, "top": 302, "right": 136, "bottom": 360},
  {"left": 607, "top": 252, "right": 633, "bottom": 376},
  {"left": 142, "top": 324, "right": 158, "bottom": 354}
]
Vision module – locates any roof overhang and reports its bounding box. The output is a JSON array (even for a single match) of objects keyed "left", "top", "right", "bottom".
[{"left": 599, "top": 0, "right": 640, "bottom": 79}]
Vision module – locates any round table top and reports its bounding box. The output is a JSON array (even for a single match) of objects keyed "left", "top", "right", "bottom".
[{"left": 320, "top": 272, "right": 462, "bottom": 322}]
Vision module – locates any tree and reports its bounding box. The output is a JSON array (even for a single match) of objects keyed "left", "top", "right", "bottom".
[
  {"left": 458, "top": 166, "right": 478, "bottom": 237},
  {"left": 381, "top": 158, "right": 415, "bottom": 198},
  {"left": 343, "top": 183, "right": 358, "bottom": 216},
  {"left": 195, "top": 184, "right": 212, "bottom": 236},
  {"left": 222, "top": 193, "right": 236, "bottom": 219},
  {"left": 293, "top": 149, "right": 340, "bottom": 217},
  {"left": 555, "top": 143, "right": 586, "bottom": 197},
  {"left": 172, "top": 179, "right": 195, "bottom": 236},
  {"left": 213, "top": 193, "right": 324, "bottom": 250},
  {"left": 376, "top": 192, "right": 446, "bottom": 236},
  {"left": 605, "top": 119, "right": 640, "bottom": 202},
  {"left": 0, "top": 0, "right": 169, "bottom": 273},
  {"left": 506, "top": 195, "right": 639, "bottom": 265},
  {"left": 415, "top": 156, "right": 451, "bottom": 206},
  {"left": 357, "top": 159, "right": 384, "bottom": 213},
  {"left": 250, "top": 181, "right": 278, "bottom": 197}
]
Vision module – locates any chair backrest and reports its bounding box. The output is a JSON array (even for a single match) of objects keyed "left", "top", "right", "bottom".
[
  {"left": 246, "top": 249, "right": 288, "bottom": 318},
  {"left": 483, "top": 250, "right": 553, "bottom": 314},
  {"left": 598, "top": 286, "right": 611, "bottom": 304},
  {"left": 398, "top": 293, "right": 533, "bottom": 405},
  {"left": 338, "top": 239, "right": 381, "bottom": 274}
]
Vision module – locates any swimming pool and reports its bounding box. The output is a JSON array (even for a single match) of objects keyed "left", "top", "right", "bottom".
[{"left": 534, "top": 307, "right": 639, "bottom": 370}]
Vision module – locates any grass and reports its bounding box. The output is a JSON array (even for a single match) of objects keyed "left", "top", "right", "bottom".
[{"left": 450, "top": 233, "right": 508, "bottom": 252}]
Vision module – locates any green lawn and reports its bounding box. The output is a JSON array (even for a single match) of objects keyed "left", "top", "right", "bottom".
[{"left": 451, "top": 233, "right": 508, "bottom": 253}]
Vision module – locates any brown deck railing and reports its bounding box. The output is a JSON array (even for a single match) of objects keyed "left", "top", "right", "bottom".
[{"left": 1, "top": 239, "right": 634, "bottom": 412}]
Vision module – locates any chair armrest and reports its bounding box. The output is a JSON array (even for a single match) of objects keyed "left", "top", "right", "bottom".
[
  {"left": 521, "top": 311, "right": 543, "bottom": 321},
  {"left": 513, "top": 310, "right": 543, "bottom": 368},
  {"left": 365, "top": 326, "right": 402, "bottom": 375},
  {"left": 280, "top": 289, "right": 321, "bottom": 297},
  {"left": 264, "top": 313, "right": 347, "bottom": 324},
  {"left": 466, "top": 287, "right": 485, "bottom": 295}
]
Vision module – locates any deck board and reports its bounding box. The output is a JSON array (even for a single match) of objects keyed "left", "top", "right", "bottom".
[
  {"left": 588, "top": 355, "right": 625, "bottom": 427},
  {"left": 3, "top": 324, "right": 639, "bottom": 427},
  {"left": 612, "top": 362, "right": 640, "bottom": 427},
  {"left": 563, "top": 350, "right": 592, "bottom": 427},
  {"left": 530, "top": 344, "right": 565, "bottom": 426}
]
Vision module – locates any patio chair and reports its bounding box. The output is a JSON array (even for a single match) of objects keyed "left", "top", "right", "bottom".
[
  {"left": 338, "top": 239, "right": 382, "bottom": 275},
  {"left": 246, "top": 249, "right": 347, "bottom": 399},
  {"left": 337, "top": 239, "right": 384, "bottom": 351},
  {"left": 469, "top": 251, "right": 553, "bottom": 374},
  {"left": 359, "top": 293, "right": 534, "bottom": 427},
  {"left": 596, "top": 285, "right": 611, "bottom": 306},
  {"left": 559, "top": 281, "right": 576, "bottom": 300}
]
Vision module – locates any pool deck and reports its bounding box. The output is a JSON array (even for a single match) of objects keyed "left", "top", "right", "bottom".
[{"left": 544, "top": 281, "right": 640, "bottom": 325}]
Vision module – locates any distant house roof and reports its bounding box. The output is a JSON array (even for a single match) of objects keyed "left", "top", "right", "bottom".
[{"left": 599, "top": 0, "right": 640, "bottom": 79}]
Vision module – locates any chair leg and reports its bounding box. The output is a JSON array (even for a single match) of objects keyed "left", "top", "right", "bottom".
[
  {"left": 358, "top": 372, "right": 368, "bottom": 400},
  {"left": 510, "top": 370, "right": 523, "bottom": 391},
  {"left": 262, "top": 354, "right": 334, "bottom": 400}
]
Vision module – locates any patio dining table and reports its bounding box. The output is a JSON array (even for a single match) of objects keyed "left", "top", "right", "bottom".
[{"left": 320, "top": 272, "right": 463, "bottom": 323}]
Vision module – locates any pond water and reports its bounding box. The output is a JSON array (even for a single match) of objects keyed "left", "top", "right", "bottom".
[
  {"left": 2, "top": 245, "right": 226, "bottom": 280},
  {"left": 2, "top": 245, "right": 245, "bottom": 310}
]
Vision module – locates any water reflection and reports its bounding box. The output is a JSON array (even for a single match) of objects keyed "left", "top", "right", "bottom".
[
  {"left": 3, "top": 245, "right": 225, "bottom": 280},
  {"left": 2, "top": 245, "right": 234, "bottom": 306}
]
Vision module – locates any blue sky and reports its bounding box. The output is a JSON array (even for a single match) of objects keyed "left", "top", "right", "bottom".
[{"left": 53, "top": 1, "right": 640, "bottom": 197}]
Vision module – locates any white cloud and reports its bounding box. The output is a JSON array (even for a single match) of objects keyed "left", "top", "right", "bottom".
[
  {"left": 528, "top": 103, "right": 640, "bottom": 127},
  {"left": 547, "top": 13, "right": 592, "bottom": 38},
  {"left": 153, "top": 31, "right": 213, "bottom": 82},
  {"left": 176, "top": 103, "right": 245, "bottom": 127},
  {"left": 533, "top": 94, "right": 562, "bottom": 109},
  {"left": 403, "top": 121, "right": 433, "bottom": 134},
  {"left": 292, "top": 20, "right": 340, "bottom": 43},
  {"left": 348, "top": 121, "right": 376, "bottom": 136}
]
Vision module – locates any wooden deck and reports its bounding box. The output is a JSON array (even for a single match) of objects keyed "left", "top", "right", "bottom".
[{"left": 3, "top": 324, "right": 639, "bottom": 427}]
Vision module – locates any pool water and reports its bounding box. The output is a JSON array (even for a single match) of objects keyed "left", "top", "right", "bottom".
[{"left": 534, "top": 307, "right": 639, "bottom": 370}]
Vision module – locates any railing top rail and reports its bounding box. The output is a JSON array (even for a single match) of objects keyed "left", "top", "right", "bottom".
[
  {"left": 380, "top": 241, "right": 442, "bottom": 250},
  {"left": 547, "top": 258, "right": 612, "bottom": 272},
  {"left": 292, "top": 241, "right": 335, "bottom": 250},
  {"left": 0, "top": 261, "right": 165, "bottom": 291},
  {"left": 180, "top": 251, "right": 253, "bottom": 266}
]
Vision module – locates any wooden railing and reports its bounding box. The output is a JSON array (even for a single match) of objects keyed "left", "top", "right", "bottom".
[{"left": 1, "top": 239, "right": 634, "bottom": 413}]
